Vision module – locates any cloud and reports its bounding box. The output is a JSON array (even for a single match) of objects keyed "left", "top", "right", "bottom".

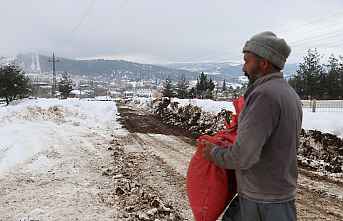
[{"left": 1, "top": 0, "right": 343, "bottom": 63}]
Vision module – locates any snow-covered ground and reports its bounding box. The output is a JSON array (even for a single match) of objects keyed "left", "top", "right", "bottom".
[
  {"left": 0, "top": 98, "right": 126, "bottom": 220},
  {"left": 0, "top": 98, "right": 123, "bottom": 174},
  {"left": 302, "top": 109, "right": 343, "bottom": 138}
]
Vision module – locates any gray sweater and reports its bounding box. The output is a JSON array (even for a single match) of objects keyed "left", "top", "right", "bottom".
[{"left": 211, "top": 72, "right": 303, "bottom": 202}]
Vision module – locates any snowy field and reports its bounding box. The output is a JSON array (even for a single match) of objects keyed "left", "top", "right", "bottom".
[{"left": 302, "top": 109, "right": 343, "bottom": 138}]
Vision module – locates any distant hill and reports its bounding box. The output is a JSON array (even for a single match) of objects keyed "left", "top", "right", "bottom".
[
  {"left": 163, "top": 62, "right": 298, "bottom": 80},
  {"left": 5, "top": 53, "right": 298, "bottom": 82},
  {"left": 14, "top": 53, "right": 199, "bottom": 81}
]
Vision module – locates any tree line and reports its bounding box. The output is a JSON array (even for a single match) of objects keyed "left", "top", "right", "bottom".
[
  {"left": 289, "top": 49, "right": 343, "bottom": 99},
  {"left": 162, "top": 72, "right": 216, "bottom": 99}
]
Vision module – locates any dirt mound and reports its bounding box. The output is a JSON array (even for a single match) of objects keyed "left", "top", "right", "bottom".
[
  {"left": 152, "top": 97, "right": 229, "bottom": 137},
  {"left": 107, "top": 142, "right": 184, "bottom": 220},
  {"left": 298, "top": 129, "right": 343, "bottom": 177}
]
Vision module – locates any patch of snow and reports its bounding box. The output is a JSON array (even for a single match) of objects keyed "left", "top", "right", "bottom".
[
  {"left": 204, "top": 71, "right": 221, "bottom": 75},
  {"left": 227, "top": 82, "right": 243, "bottom": 89},
  {"left": 93, "top": 96, "right": 112, "bottom": 100},
  {"left": 172, "top": 98, "right": 235, "bottom": 114},
  {"left": 70, "top": 89, "right": 86, "bottom": 95},
  {"left": 302, "top": 109, "right": 343, "bottom": 138}
]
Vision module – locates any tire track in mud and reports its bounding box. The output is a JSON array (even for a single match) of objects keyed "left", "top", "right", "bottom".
[
  {"left": 296, "top": 186, "right": 343, "bottom": 220},
  {"left": 134, "top": 133, "right": 194, "bottom": 177},
  {"left": 113, "top": 133, "right": 193, "bottom": 220},
  {"left": 115, "top": 103, "right": 196, "bottom": 219}
]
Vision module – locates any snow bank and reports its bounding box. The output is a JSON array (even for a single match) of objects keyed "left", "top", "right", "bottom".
[{"left": 0, "top": 98, "right": 122, "bottom": 174}]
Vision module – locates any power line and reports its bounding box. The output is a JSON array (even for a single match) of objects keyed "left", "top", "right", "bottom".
[
  {"left": 275, "top": 10, "right": 343, "bottom": 52},
  {"left": 71, "top": 0, "right": 97, "bottom": 33},
  {"left": 290, "top": 26, "right": 343, "bottom": 46},
  {"left": 290, "top": 35, "right": 343, "bottom": 53},
  {"left": 277, "top": 9, "right": 343, "bottom": 35}
]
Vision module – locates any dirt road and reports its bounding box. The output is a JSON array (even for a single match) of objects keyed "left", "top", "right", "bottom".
[{"left": 115, "top": 103, "right": 343, "bottom": 221}]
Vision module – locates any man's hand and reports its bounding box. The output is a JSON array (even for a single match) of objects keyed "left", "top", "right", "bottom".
[{"left": 198, "top": 140, "right": 216, "bottom": 162}]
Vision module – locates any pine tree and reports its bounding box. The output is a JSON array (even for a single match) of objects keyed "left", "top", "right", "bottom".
[
  {"left": 339, "top": 56, "right": 343, "bottom": 99},
  {"left": 0, "top": 65, "right": 31, "bottom": 105},
  {"left": 325, "top": 55, "right": 341, "bottom": 99},
  {"left": 195, "top": 72, "right": 215, "bottom": 99},
  {"left": 289, "top": 50, "right": 343, "bottom": 99},
  {"left": 176, "top": 75, "right": 189, "bottom": 98},
  {"left": 58, "top": 72, "right": 73, "bottom": 99},
  {"left": 162, "top": 78, "right": 175, "bottom": 98},
  {"left": 289, "top": 49, "right": 324, "bottom": 99}
]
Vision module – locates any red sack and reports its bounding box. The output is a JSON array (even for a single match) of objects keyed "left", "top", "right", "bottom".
[{"left": 186, "top": 96, "right": 244, "bottom": 221}]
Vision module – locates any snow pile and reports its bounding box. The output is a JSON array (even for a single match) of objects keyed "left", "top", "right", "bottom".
[{"left": 0, "top": 98, "right": 122, "bottom": 175}]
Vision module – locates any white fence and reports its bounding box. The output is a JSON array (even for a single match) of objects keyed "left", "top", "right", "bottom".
[{"left": 302, "top": 100, "right": 343, "bottom": 112}]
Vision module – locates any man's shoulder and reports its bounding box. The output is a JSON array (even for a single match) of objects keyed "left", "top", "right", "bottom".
[
  {"left": 258, "top": 77, "right": 287, "bottom": 90},
  {"left": 252, "top": 78, "right": 301, "bottom": 109},
  {"left": 245, "top": 87, "right": 279, "bottom": 111},
  {"left": 254, "top": 78, "right": 290, "bottom": 98},
  {"left": 245, "top": 79, "right": 291, "bottom": 110},
  {"left": 249, "top": 81, "right": 280, "bottom": 99}
]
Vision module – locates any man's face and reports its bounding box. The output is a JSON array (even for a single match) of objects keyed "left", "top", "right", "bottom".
[{"left": 242, "top": 52, "right": 262, "bottom": 85}]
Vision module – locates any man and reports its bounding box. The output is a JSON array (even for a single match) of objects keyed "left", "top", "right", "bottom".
[{"left": 201, "top": 31, "right": 303, "bottom": 221}]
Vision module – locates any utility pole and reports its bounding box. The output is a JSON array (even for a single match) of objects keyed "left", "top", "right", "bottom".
[
  {"left": 48, "top": 52, "right": 60, "bottom": 97},
  {"left": 79, "top": 80, "right": 82, "bottom": 99},
  {"left": 35, "top": 76, "right": 39, "bottom": 98}
]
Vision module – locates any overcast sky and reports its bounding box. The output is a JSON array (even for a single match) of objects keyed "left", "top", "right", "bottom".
[{"left": 1, "top": 0, "right": 343, "bottom": 64}]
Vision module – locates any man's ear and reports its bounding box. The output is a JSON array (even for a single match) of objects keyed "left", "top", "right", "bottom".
[{"left": 259, "top": 59, "right": 269, "bottom": 72}]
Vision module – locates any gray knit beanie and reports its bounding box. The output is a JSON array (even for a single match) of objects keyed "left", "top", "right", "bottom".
[{"left": 243, "top": 31, "right": 291, "bottom": 69}]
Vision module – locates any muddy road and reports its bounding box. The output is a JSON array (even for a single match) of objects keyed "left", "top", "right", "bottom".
[{"left": 115, "top": 102, "right": 343, "bottom": 221}]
